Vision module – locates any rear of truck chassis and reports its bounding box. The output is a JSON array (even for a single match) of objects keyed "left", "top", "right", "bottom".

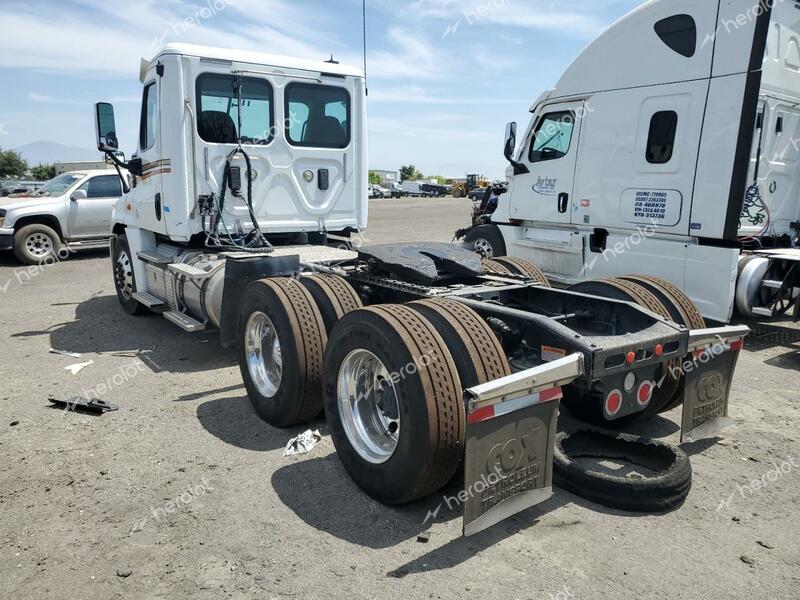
[{"left": 206, "top": 243, "right": 748, "bottom": 536}]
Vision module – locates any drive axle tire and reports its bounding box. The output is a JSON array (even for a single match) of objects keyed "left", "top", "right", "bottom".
[
  {"left": 485, "top": 256, "right": 551, "bottom": 287},
  {"left": 619, "top": 275, "right": 706, "bottom": 413},
  {"left": 112, "top": 234, "right": 149, "bottom": 316},
  {"left": 13, "top": 223, "right": 63, "bottom": 266},
  {"left": 554, "top": 429, "right": 692, "bottom": 513},
  {"left": 409, "top": 298, "right": 511, "bottom": 389},
  {"left": 323, "top": 304, "right": 464, "bottom": 505},
  {"left": 464, "top": 224, "right": 506, "bottom": 259},
  {"left": 564, "top": 278, "right": 680, "bottom": 425},
  {"left": 239, "top": 278, "right": 328, "bottom": 428},
  {"left": 299, "top": 274, "right": 363, "bottom": 335}
]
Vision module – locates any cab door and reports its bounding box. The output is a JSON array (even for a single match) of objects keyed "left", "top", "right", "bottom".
[
  {"left": 509, "top": 101, "right": 584, "bottom": 224},
  {"left": 130, "top": 77, "right": 167, "bottom": 234}
]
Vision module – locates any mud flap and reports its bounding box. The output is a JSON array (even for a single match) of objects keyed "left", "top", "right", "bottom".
[
  {"left": 461, "top": 353, "right": 584, "bottom": 537},
  {"left": 679, "top": 327, "right": 749, "bottom": 443}
]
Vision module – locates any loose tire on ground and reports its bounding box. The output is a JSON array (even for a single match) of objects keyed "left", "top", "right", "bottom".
[
  {"left": 485, "top": 256, "right": 551, "bottom": 287},
  {"left": 112, "top": 234, "right": 149, "bottom": 316},
  {"left": 323, "top": 304, "right": 464, "bottom": 505},
  {"left": 409, "top": 298, "right": 511, "bottom": 389},
  {"left": 239, "top": 278, "right": 328, "bottom": 428},
  {"left": 554, "top": 429, "right": 692, "bottom": 513},
  {"left": 299, "top": 273, "right": 363, "bottom": 335},
  {"left": 12, "top": 223, "right": 63, "bottom": 266},
  {"left": 464, "top": 224, "right": 507, "bottom": 258}
]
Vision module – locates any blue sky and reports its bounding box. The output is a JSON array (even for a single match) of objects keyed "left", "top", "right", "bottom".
[{"left": 0, "top": 0, "right": 641, "bottom": 178}]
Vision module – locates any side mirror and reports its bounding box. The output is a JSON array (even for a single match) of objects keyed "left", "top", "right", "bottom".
[
  {"left": 504, "top": 121, "right": 529, "bottom": 175},
  {"left": 70, "top": 189, "right": 88, "bottom": 202},
  {"left": 95, "top": 102, "right": 119, "bottom": 152},
  {"left": 504, "top": 122, "right": 517, "bottom": 161}
]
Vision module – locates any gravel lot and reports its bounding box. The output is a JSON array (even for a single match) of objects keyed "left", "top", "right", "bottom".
[{"left": 1, "top": 197, "right": 799, "bottom": 599}]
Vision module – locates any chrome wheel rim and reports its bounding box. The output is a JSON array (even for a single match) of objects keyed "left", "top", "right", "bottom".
[
  {"left": 473, "top": 238, "right": 494, "bottom": 258},
  {"left": 245, "top": 312, "right": 283, "bottom": 399},
  {"left": 114, "top": 249, "right": 134, "bottom": 301},
  {"left": 25, "top": 232, "right": 53, "bottom": 259},
  {"left": 337, "top": 349, "right": 400, "bottom": 464}
]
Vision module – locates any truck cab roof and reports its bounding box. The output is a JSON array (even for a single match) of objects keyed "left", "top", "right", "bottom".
[{"left": 146, "top": 43, "right": 365, "bottom": 82}]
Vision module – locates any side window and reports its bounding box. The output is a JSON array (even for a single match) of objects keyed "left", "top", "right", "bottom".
[
  {"left": 646, "top": 111, "right": 678, "bottom": 164},
  {"left": 285, "top": 83, "right": 350, "bottom": 149},
  {"left": 654, "top": 15, "right": 696, "bottom": 58},
  {"left": 79, "top": 175, "right": 123, "bottom": 198},
  {"left": 196, "top": 74, "right": 274, "bottom": 144},
  {"left": 140, "top": 82, "right": 158, "bottom": 151},
  {"left": 529, "top": 111, "right": 575, "bottom": 163}
]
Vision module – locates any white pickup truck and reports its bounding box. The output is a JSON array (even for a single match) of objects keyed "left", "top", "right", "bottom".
[{"left": 0, "top": 170, "right": 123, "bottom": 264}]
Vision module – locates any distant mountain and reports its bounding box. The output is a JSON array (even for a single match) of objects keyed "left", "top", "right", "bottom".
[{"left": 11, "top": 141, "right": 102, "bottom": 166}]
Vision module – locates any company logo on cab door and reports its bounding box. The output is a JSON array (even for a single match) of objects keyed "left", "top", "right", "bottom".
[
  {"left": 532, "top": 176, "right": 557, "bottom": 196},
  {"left": 140, "top": 159, "right": 172, "bottom": 181}
]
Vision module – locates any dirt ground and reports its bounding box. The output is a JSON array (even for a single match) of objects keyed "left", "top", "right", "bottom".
[{"left": 1, "top": 197, "right": 798, "bottom": 600}]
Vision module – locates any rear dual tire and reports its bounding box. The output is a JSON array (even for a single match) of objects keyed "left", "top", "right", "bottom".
[
  {"left": 484, "top": 256, "right": 551, "bottom": 287},
  {"left": 323, "top": 305, "right": 465, "bottom": 504},
  {"left": 239, "top": 278, "right": 328, "bottom": 428}
]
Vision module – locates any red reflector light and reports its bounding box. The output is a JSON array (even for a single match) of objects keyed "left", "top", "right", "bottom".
[
  {"left": 637, "top": 381, "right": 653, "bottom": 406},
  {"left": 730, "top": 339, "right": 744, "bottom": 352},
  {"left": 605, "top": 389, "right": 622, "bottom": 416},
  {"left": 655, "top": 344, "right": 664, "bottom": 356},
  {"left": 626, "top": 352, "right": 636, "bottom": 365}
]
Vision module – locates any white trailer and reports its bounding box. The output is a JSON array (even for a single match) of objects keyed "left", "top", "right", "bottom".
[
  {"left": 460, "top": 0, "right": 800, "bottom": 323},
  {"left": 92, "top": 42, "right": 747, "bottom": 536}
]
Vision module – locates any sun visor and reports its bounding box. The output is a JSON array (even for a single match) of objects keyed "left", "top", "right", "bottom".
[{"left": 139, "top": 58, "right": 151, "bottom": 84}]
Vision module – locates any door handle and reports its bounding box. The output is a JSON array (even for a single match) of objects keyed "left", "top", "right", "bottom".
[
  {"left": 558, "top": 193, "right": 569, "bottom": 214},
  {"left": 155, "top": 192, "right": 162, "bottom": 221}
]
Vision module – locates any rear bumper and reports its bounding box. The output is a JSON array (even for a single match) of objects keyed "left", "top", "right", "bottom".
[{"left": 0, "top": 229, "right": 13, "bottom": 251}]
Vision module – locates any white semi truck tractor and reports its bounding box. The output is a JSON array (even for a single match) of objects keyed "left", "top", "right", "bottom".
[
  {"left": 459, "top": 0, "right": 800, "bottom": 324},
  {"left": 95, "top": 43, "right": 748, "bottom": 535}
]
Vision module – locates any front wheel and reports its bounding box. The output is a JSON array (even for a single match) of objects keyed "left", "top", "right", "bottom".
[
  {"left": 12, "top": 224, "right": 64, "bottom": 265},
  {"left": 112, "top": 234, "right": 149, "bottom": 316},
  {"left": 463, "top": 224, "right": 506, "bottom": 258}
]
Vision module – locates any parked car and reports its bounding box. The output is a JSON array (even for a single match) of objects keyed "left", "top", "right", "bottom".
[
  {"left": 369, "top": 185, "right": 392, "bottom": 199},
  {"left": 468, "top": 187, "right": 490, "bottom": 202},
  {"left": 387, "top": 182, "right": 405, "bottom": 198},
  {"left": 0, "top": 170, "right": 125, "bottom": 265}
]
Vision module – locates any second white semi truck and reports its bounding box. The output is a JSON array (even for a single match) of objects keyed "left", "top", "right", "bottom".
[{"left": 460, "top": 0, "right": 800, "bottom": 324}]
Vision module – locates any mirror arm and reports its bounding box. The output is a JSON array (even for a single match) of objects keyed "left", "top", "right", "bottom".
[
  {"left": 511, "top": 160, "right": 529, "bottom": 175},
  {"left": 104, "top": 151, "right": 131, "bottom": 194},
  {"left": 504, "top": 147, "right": 529, "bottom": 175}
]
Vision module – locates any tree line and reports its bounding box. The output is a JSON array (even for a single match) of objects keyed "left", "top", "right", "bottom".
[{"left": 0, "top": 148, "right": 56, "bottom": 180}]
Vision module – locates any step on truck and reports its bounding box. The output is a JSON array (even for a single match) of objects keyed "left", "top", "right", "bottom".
[
  {"left": 94, "top": 43, "right": 748, "bottom": 536},
  {"left": 459, "top": 0, "right": 800, "bottom": 324}
]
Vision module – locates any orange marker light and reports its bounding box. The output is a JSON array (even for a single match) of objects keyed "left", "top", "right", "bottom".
[
  {"left": 655, "top": 344, "right": 664, "bottom": 356},
  {"left": 626, "top": 351, "right": 636, "bottom": 365}
]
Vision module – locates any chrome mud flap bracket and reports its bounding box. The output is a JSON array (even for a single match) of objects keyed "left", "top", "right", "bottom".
[
  {"left": 680, "top": 326, "right": 750, "bottom": 443},
  {"left": 462, "top": 353, "right": 584, "bottom": 537}
]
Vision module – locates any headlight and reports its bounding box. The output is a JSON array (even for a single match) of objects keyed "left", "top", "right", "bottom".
[{"left": 0, "top": 210, "right": 5, "bottom": 228}]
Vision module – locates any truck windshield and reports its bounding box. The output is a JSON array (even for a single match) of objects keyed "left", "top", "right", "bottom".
[
  {"left": 196, "top": 74, "right": 274, "bottom": 145},
  {"left": 34, "top": 174, "right": 85, "bottom": 197}
]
